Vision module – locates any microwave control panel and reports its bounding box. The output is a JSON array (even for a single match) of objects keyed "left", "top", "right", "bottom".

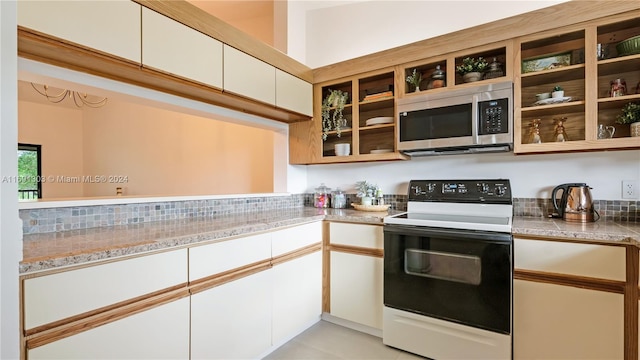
[{"left": 478, "top": 98, "right": 509, "bottom": 135}]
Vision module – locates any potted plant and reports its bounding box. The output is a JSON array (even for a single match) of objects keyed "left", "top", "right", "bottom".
[
  {"left": 322, "top": 89, "right": 349, "bottom": 141},
  {"left": 355, "top": 180, "right": 377, "bottom": 206},
  {"left": 552, "top": 85, "right": 564, "bottom": 98},
  {"left": 616, "top": 102, "right": 640, "bottom": 137},
  {"left": 406, "top": 68, "right": 423, "bottom": 92},
  {"left": 456, "top": 57, "right": 488, "bottom": 83}
]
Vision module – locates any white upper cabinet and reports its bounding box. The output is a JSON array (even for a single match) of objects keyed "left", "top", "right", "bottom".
[
  {"left": 275, "top": 69, "right": 313, "bottom": 116},
  {"left": 141, "top": 7, "right": 223, "bottom": 89},
  {"left": 17, "top": 0, "right": 141, "bottom": 63},
  {"left": 224, "top": 44, "right": 276, "bottom": 105}
]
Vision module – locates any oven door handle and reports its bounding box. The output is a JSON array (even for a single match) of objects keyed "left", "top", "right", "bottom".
[{"left": 383, "top": 224, "right": 512, "bottom": 243}]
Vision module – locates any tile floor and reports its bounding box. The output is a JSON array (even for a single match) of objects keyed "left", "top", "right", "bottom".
[{"left": 264, "top": 320, "right": 425, "bottom": 360}]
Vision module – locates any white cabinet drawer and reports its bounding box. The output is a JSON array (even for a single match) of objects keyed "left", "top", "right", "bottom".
[
  {"left": 272, "top": 222, "right": 322, "bottom": 257},
  {"left": 514, "top": 238, "right": 626, "bottom": 281},
  {"left": 223, "top": 44, "right": 276, "bottom": 105},
  {"left": 142, "top": 7, "right": 223, "bottom": 88},
  {"left": 23, "top": 249, "right": 187, "bottom": 330},
  {"left": 189, "top": 233, "right": 271, "bottom": 281},
  {"left": 330, "top": 222, "right": 383, "bottom": 249},
  {"left": 18, "top": 0, "right": 141, "bottom": 63},
  {"left": 275, "top": 69, "right": 313, "bottom": 116}
]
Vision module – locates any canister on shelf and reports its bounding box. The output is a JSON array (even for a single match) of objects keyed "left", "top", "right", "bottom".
[
  {"left": 430, "top": 65, "right": 445, "bottom": 89},
  {"left": 331, "top": 188, "right": 347, "bottom": 209},
  {"left": 610, "top": 78, "right": 626, "bottom": 97},
  {"left": 314, "top": 183, "right": 331, "bottom": 208}
]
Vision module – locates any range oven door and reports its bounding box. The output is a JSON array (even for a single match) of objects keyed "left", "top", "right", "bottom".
[{"left": 384, "top": 223, "right": 512, "bottom": 334}]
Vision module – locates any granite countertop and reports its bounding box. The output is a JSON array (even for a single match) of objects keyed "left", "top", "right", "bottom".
[
  {"left": 513, "top": 216, "right": 640, "bottom": 244},
  {"left": 20, "top": 207, "right": 394, "bottom": 274},
  {"left": 20, "top": 207, "right": 640, "bottom": 274}
]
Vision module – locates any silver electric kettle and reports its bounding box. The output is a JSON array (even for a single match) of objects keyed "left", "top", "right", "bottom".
[{"left": 551, "top": 183, "right": 598, "bottom": 222}]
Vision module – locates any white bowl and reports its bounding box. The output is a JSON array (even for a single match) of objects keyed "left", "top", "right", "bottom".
[{"left": 334, "top": 143, "right": 350, "bottom": 156}]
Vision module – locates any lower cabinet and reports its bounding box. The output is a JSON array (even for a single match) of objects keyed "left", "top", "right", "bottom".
[
  {"left": 513, "top": 237, "right": 628, "bottom": 359},
  {"left": 514, "top": 280, "right": 624, "bottom": 359},
  {"left": 191, "top": 270, "right": 273, "bottom": 360},
  {"left": 328, "top": 222, "right": 384, "bottom": 330},
  {"left": 272, "top": 251, "right": 322, "bottom": 345},
  {"left": 22, "top": 221, "right": 323, "bottom": 360},
  {"left": 330, "top": 251, "right": 383, "bottom": 329},
  {"left": 28, "top": 297, "right": 190, "bottom": 360}
]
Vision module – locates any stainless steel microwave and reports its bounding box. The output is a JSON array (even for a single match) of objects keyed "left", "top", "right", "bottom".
[{"left": 397, "top": 81, "right": 513, "bottom": 156}]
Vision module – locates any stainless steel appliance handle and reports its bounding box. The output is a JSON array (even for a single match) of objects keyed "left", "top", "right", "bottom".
[
  {"left": 384, "top": 224, "right": 512, "bottom": 243},
  {"left": 472, "top": 94, "right": 479, "bottom": 145}
]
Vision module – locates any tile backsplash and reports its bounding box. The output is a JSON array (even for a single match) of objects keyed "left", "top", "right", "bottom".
[
  {"left": 514, "top": 198, "right": 639, "bottom": 222},
  {"left": 20, "top": 194, "right": 305, "bottom": 235},
  {"left": 20, "top": 194, "right": 638, "bottom": 235}
]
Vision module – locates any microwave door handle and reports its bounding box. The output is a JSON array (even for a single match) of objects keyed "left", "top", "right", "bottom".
[{"left": 472, "top": 94, "right": 479, "bottom": 144}]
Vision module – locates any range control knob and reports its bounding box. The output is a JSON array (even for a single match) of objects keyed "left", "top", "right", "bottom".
[
  {"left": 494, "top": 186, "right": 506, "bottom": 196},
  {"left": 412, "top": 185, "right": 423, "bottom": 195},
  {"left": 477, "top": 183, "right": 490, "bottom": 193},
  {"left": 427, "top": 183, "right": 436, "bottom": 193}
]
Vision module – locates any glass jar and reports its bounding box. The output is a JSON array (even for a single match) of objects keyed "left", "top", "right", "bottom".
[
  {"left": 314, "top": 183, "right": 331, "bottom": 208},
  {"left": 610, "top": 78, "right": 626, "bottom": 97},
  {"left": 331, "top": 188, "right": 347, "bottom": 209}
]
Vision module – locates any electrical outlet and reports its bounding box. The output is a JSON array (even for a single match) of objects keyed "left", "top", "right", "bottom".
[{"left": 622, "top": 180, "right": 638, "bottom": 199}]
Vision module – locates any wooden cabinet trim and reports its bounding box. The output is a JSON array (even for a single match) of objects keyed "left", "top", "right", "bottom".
[
  {"left": 514, "top": 269, "right": 625, "bottom": 294},
  {"left": 329, "top": 244, "right": 383, "bottom": 258},
  {"left": 189, "top": 260, "right": 272, "bottom": 295},
  {"left": 271, "top": 242, "right": 322, "bottom": 266},
  {"left": 25, "top": 286, "right": 190, "bottom": 350},
  {"left": 626, "top": 247, "right": 639, "bottom": 360},
  {"left": 23, "top": 282, "right": 188, "bottom": 338}
]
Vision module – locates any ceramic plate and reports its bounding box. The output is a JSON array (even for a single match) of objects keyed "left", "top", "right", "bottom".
[
  {"left": 533, "top": 96, "right": 573, "bottom": 106},
  {"left": 365, "top": 116, "right": 394, "bottom": 126},
  {"left": 370, "top": 149, "right": 393, "bottom": 154}
]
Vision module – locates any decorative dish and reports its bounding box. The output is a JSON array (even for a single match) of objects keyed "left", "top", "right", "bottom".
[
  {"left": 532, "top": 96, "right": 573, "bottom": 106},
  {"left": 370, "top": 149, "right": 393, "bottom": 154},
  {"left": 365, "top": 116, "right": 394, "bottom": 126},
  {"left": 522, "top": 52, "right": 571, "bottom": 73},
  {"left": 616, "top": 35, "right": 640, "bottom": 56},
  {"left": 351, "top": 203, "right": 390, "bottom": 212}
]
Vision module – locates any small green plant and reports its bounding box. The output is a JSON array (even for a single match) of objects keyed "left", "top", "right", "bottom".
[
  {"left": 405, "top": 68, "right": 422, "bottom": 90},
  {"left": 355, "top": 181, "right": 377, "bottom": 198},
  {"left": 553, "top": 85, "right": 563, "bottom": 92},
  {"left": 456, "top": 57, "right": 488, "bottom": 75},
  {"left": 616, "top": 102, "right": 640, "bottom": 125},
  {"left": 321, "top": 89, "right": 349, "bottom": 141}
]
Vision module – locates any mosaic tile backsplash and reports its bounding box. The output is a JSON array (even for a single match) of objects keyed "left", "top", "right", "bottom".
[
  {"left": 20, "top": 194, "right": 638, "bottom": 235},
  {"left": 21, "top": 194, "right": 306, "bottom": 235}
]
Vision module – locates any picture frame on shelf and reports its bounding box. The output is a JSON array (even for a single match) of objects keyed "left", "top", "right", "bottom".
[{"left": 522, "top": 52, "right": 571, "bottom": 73}]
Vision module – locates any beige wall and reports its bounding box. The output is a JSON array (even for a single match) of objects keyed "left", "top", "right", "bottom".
[
  {"left": 187, "top": 0, "right": 276, "bottom": 47},
  {"left": 18, "top": 101, "right": 84, "bottom": 198},
  {"left": 18, "top": 99, "right": 275, "bottom": 198},
  {"left": 81, "top": 100, "right": 274, "bottom": 197}
]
